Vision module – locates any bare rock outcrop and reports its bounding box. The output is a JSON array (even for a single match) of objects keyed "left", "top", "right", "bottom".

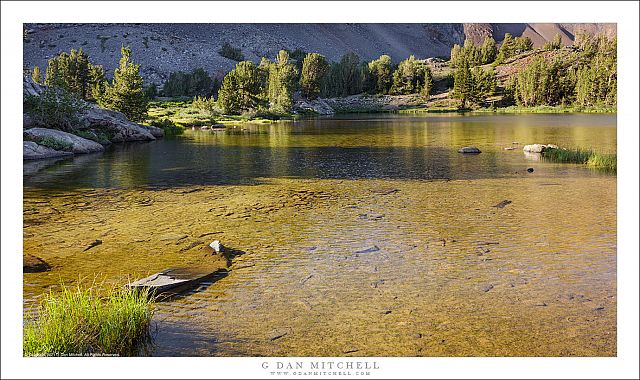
[
  {"left": 24, "top": 128, "right": 105, "bottom": 154},
  {"left": 81, "top": 106, "right": 163, "bottom": 142},
  {"left": 23, "top": 141, "right": 73, "bottom": 160}
]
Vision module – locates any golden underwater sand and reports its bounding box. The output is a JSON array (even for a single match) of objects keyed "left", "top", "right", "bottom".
[{"left": 23, "top": 175, "right": 616, "bottom": 356}]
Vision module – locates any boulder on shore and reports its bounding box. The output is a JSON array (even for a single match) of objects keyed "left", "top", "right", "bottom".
[
  {"left": 22, "top": 76, "right": 163, "bottom": 150},
  {"left": 81, "top": 106, "right": 163, "bottom": 141},
  {"left": 24, "top": 128, "right": 105, "bottom": 154},
  {"left": 23, "top": 141, "right": 73, "bottom": 160},
  {"left": 523, "top": 144, "right": 559, "bottom": 153},
  {"left": 458, "top": 146, "right": 482, "bottom": 154}
]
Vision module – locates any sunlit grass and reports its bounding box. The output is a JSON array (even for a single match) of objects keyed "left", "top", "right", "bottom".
[
  {"left": 23, "top": 285, "right": 154, "bottom": 357},
  {"left": 543, "top": 147, "right": 616, "bottom": 172},
  {"left": 586, "top": 153, "right": 617, "bottom": 171}
]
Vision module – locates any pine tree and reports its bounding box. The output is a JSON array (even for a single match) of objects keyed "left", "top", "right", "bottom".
[
  {"left": 300, "top": 53, "right": 329, "bottom": 99},
  {"left": 338, "top": 51, "right": 362, "bottom": 96},
  {"left": 472, "top": 67, "right": 496, "bottom": 102},
  {"left": 514, "top": 36, "right": 534, "bottom": 53},
  {"left": 31, "top": 66, "right": 42, "bottom": 84},
  {"left": 423, "top": 66, "right": 433, "bottom": 100},
  {"left": 265, "top": 50, "right": 298, "bottom": 113},
  {"left": 89, "top": 65, "right": 106, "bottom": 102},
  {"left": 217, "top": 61, "right": 265, "bottom": 114},
  {"left": 496, "top": 33, "right": 515, "bottom": 63},
  {"left": 451, "top": 58, "right": 474, "bottom": 108},
  {"left": 450, "top": 44, "right": 463, "bottom": 67},
  {"left": 391, "top": 55, "right": 429, "bottom": 95},
  {"left": 98, "top": 46, "right": 148, "bottom": 122},
  {"left": 463, "top": 39, "right": 480, "bottom": 66},
  {"left": 44, "top": 49, "right": 104, "bottom": 101},
  {"left": 480, "top": 37, "right": 498, "bottom": 64},
  {"left": 367, "top": 55, "right": 393, "bottom": 94},
  {"left": 544, "top": 33, "right": 563, "bottom": 50}
]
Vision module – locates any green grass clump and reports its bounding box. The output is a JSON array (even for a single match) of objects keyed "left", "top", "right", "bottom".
[
  {"left": 23, "top": 285, "right": 154, "bottom": 357},
  {"left": 32, "top": 136, "right": 74, "bottom": 152},
  {"left": 543, "top": 147, "right": 616, "bottom": 172},
  {"left": 587, "top": 153, "right": 617, "bottom": 171}
]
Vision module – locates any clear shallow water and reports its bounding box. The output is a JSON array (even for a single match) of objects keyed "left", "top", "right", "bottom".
[{"left": 23, "top": 113, "right": 616, "bottom": 356}]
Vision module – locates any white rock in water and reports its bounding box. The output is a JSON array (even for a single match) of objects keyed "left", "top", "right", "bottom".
[
  {"left": 523, "top": 144, "right": 559, "bottom": 153},
  {"left": 210, "top": 240, "right": 223, "bottom": 253}
]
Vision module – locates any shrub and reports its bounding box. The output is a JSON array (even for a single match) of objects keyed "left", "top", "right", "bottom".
[
  {"left": 150, "top": 118, "right": 183, "bottom": 135},
  {"left": 218, "top": 42, "right": 244, "bottom": 61},
  {"left": 192, "top": 96, "right": 221, "bottom": 115},
  {"left": 27, "top": 136, "right": 74, "bottom": 152},
  {"left": 23, "top": 285, "right": 154, "bottom": 357},
  {"left": 24, "top": 87, "right": 88, "bottom": 132},
  {"left": 162, "top": 69, "right": 217, "bottom": 98},
  {"left": 74, "top": 129, "right": 112, "bottom": 145},
  {"left": 144, "top": 83, "right": 158, "bottom": 100}
]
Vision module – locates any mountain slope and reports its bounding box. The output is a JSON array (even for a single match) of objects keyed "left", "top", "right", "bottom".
[{"left": 23, "top": 23, "right": 616, "bottom": 84}]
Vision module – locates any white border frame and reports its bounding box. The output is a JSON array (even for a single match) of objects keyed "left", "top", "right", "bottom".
[{"left": 2, "top": 1, "right": 638, "bottom": 379}]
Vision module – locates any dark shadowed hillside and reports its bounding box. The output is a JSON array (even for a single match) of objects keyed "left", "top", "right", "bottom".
[{"left": 23, "top": 23, "right": 615, "bottom": 84}]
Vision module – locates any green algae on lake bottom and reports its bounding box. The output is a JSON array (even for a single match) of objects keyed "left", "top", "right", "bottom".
[
  {"left": 23, "top": 114, "right": 616, "bottom": 356},
  {"left": 24, "top": 177, "right": 616, "bottom": 356}
]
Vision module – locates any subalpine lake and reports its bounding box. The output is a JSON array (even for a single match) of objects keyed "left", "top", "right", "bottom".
[{"left": 23, "top": 113, "right": 616, "bottom": 356}]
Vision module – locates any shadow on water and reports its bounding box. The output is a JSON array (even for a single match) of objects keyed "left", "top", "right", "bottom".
[
  {"left": 158, "top": 269, "right": 231, "bottom": 302},
  {"left": 23, "top": 114, "right": 616, "bottom": 194},
  {"left": 23, "top": 141, "right": 511, "bottom": 192}
]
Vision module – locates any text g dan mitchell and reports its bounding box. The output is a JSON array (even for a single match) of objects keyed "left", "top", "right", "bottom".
[{"left": 262, "top": 361, "right": 380, "bottom": 371}]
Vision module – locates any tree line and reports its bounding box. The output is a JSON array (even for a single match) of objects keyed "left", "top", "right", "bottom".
[
  {"left": 30, "top": 29, "right": 616, "bottom": 125},
  {"left": 31, "top": 46, "right": 148, "bottom": 122},
  {"left": 507, "top": 31, "right": 617, "bottom": 108},
  {"left": 449, "top": 31, "right": 617, "bottom": 109},
  {"left": 196, "top": 50, "right": 435, "bottom": 115}
]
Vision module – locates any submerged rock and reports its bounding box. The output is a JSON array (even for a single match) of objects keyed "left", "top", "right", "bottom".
[
  {"left": 458, "top": 146, "right": 481, "bottom": 154},
  {"left": 355, "top": 245, "right": 380, "bottom": 254},
  {"left": 23, "top": 254, "right": 50, "bottom": 273},
  {"left": 159, "top": 233, "right": 188, "bottom": 242},
  {"left": 480, "top": 284, "right": 494, "bottom": 292},
  {"left": 342, "top": 346, "right": 360, "bottom": 354},
  {"left": 268, "top": 330, "right": 288, "bottom": 341},
  {"left": 24, "top": 128, "right": 105, "bottom": 154},
  {"left": 493, "top": 200, "right": 512, "bottom": 208},
  {"left": 83, "top": 239, "right": 102, "bottom": 252},
  {"left": 23, "top": 141, "right": 73, "bottom": 160}
]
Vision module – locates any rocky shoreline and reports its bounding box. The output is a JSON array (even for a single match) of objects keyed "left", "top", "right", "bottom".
[
  {"left": 23, "top": 76, "right": 163, "bottom": 161},
  {"left": 294, "top": 93, "right": 427, "bottom": 115}
]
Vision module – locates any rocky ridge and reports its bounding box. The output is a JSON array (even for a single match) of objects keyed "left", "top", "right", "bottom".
[{"left": 23, "top": 23, "right": 616, "bottom": 85}]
